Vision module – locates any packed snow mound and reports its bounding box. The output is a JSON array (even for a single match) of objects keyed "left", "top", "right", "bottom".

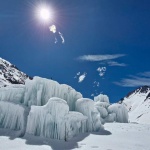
[
  {"left": 120, "top": 86, "right": 150, "bottom": 124},
  {"left": 108, "top": 104, "right": 128, "bottom": 123},
  {"left": 94, "top": 94, "right": 109, "bottom": 103},
  {"left": 26, "top": 97, "right": 87, "bottom": 140},
  {"left": 76, "top": 98, "right": 103, "bottom": 132},
  {"left": 0, "top": 57, "right": 31, "bottom": 88},
  {"left": 0, "top": 101, "right": 28, "bottom": 136},
  {"left": 0, "top": 85, "right": 25, "bottom": 103},
  {"left": 24, "top": 77, "right": 82, "bottom": 110}
]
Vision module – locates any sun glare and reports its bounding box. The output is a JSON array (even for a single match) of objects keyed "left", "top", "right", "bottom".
[{"left": 37, "top": 5, "right": 53, "bottom": 23}]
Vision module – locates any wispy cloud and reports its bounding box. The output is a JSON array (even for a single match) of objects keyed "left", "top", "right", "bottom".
[
  {"left": 114, "top": 72, "right": 150, "bottom": 87},
  {"left": 77, "top": 54, "right": 125, "bottom": 62},
  {"left": 107, "top": 61, "right": 127, "bottom": 67},
  {"left": 78, "top": 73, "right": 87, "bottom": 83},
  {"left": 97, "top": 67, "right": 106, "bottom": 77},
  {"left": 137, "top": 72, "right": 150, "bottom": 77},
  {"left": 93, "top": 81, "right": 100, "bottom": 87},
  {"left": 59, "top": 32, "right": 65, "bottom": 44}
]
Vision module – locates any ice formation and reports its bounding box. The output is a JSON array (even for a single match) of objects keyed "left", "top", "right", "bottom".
[
  {"left": 0, "top": 85, "right": 25, "bottom": 103},
  {"left": 94, "top": 94, "right": 109, "bottom": 103},
  {"left": 24, "top": 77, "right": 82, "bottom": 110},
  {"left": 0, "top": 101, "right": 29, "bottom": 136},
  {"left": 0, "top": 76, "right": 129, "bottom": 140},
  {"left": 65, "top": 111, "right": 87, "bottom": 139},
  {"left": 76, "top": 98, "right": 102, "bottom": 132},
  {"left": 26, "top": 97, "right": 87, "bottom": 140},
  {"left": 94, "top": 94, "right": 128, "bottom": 124},
  {"left": 107, "top": 104, "right": 128, "bottom": 123}
]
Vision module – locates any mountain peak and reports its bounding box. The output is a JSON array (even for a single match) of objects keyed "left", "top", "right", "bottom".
[
  {"left": 121, "top": 85, "right": 150, "bottom": 124},
  {"left": 0, "top": 57, "right": 32, "bottom": 87},
  {"left": 126, "top": 85, "right": 150, "bottom": 99}
]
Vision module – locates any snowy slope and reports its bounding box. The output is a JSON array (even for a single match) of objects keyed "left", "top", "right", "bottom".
[
  {"left": 120, "top": 86, "right": 150, "bottom": 124},
  {"left": 0, "top": 123, "right": 150, "bottom": 150},
  {"left": 0, "top": 57, "right": 31, "bottom": 87}
]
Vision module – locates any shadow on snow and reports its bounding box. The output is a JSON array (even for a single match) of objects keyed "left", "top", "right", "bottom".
[{"left": 0, "top": 128, "right": 111, "bottom": 150}]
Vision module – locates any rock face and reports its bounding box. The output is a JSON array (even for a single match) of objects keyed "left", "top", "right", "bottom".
[
  {"left": 120, "top": 86, "right": 150, "bottom": 124},
  {"left": 0, "top": 57, "right": 31, "bottom": 88}
]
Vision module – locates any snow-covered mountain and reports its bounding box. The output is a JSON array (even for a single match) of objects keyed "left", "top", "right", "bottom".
[
  {"left": 0, "top": 58, "right": 32, "bottom": 87},
  {"left": 120, "top": 86, "right": 150, "bottom": 124}
]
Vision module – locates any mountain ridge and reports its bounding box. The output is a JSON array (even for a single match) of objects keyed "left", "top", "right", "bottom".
[
  {"left": 0, "top": 57, "right": 32, "bottom": 88},
  {"left": 120, "top": 85, "right": 150, "bottom": 124}
]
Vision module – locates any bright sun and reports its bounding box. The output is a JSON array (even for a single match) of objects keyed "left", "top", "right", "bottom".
[
  {"left": 40, "top": 8, "right": 50, "bottom": 21},
  {"left": 37, "top": 6, "right": 52, "bottom": 22}
]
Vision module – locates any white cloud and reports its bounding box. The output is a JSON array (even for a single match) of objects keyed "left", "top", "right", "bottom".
[
  {"left": 54, "top": 37, "right": 58, "bottom": 44},
  {"left": 59, "top": 32, "right": 65, "bottom": 44},
  {"left": 49, "top": 25, "right": 56, "bottom": 33},
  {"left": 49, "top": 25, "right": 65, "bottom": 44},
  {"left": 138, "top": 72, "right": 150, "bottom": 77},
  {"left": 97, "top": 67, "right": 106, "bottom": 77},
  {"left": 78, "top": 73, "right": 87, "bottom": 83},
  {"left": 93, "top": 81, "right": 100, "bottom": 87},
  {"left": 97, "top": 67, "right": 106, "bottom": 72},
  {"left": 77, "top": 54, "right": 125, "bottom": 62},
  {"left": 114, "top": 72, "right": 150, "bottom": 87},
  {"left": 77, "top": 72, "right": 80, "bottom": 76},
  {"left": 107, "top": 61, "right": 127, "bottom": 67}
]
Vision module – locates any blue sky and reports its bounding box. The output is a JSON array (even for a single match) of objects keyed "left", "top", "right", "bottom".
[{"left": 0, "top": 0, "right": 150, "bottom": 102}]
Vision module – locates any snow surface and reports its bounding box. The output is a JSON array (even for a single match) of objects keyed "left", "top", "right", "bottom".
[{"left": 0, "top": 123, "right": 150, "bottom": 150}]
